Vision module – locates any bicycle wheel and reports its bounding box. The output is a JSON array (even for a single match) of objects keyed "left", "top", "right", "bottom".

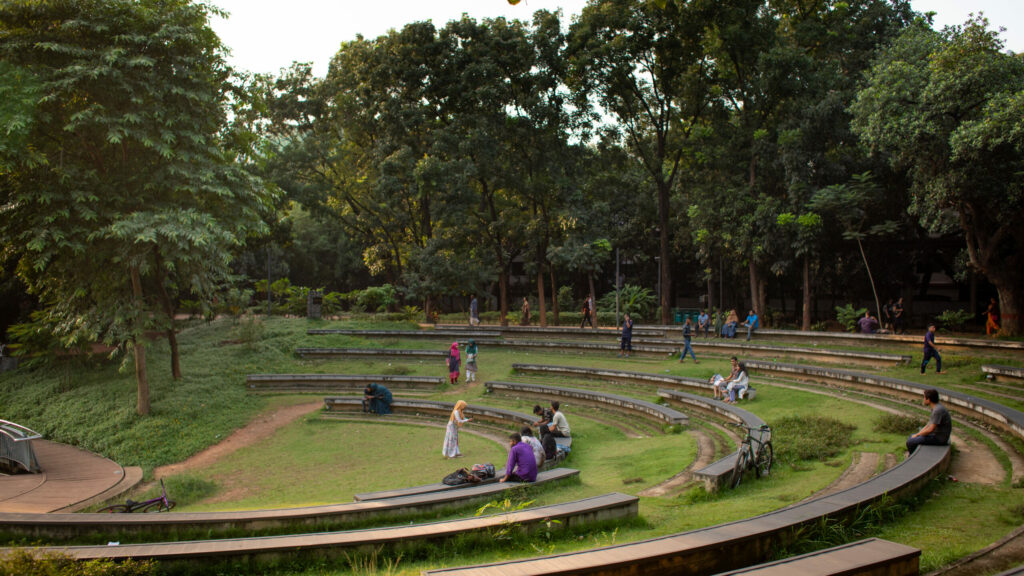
[
  {"left": 731, "top": 449, "right": 749, "bottom": 489},
  {"left": 98, "top": 504, "right": 130, "bottom": 513},
  {"left": 754, "top": 442, "right": 774, "bottom": 478},
  {"left": 140, "top": 499, "right": 175, "bottom": 513}
]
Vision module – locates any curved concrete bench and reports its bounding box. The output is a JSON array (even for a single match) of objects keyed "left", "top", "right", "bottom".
[
  {"left": 438, "top": 324, "right": 667, "bottom": 338},
  {"left": 512, "top": 363, "right": 711, "bottom": 393},
  {"left": 246, "top": 374, "right": 443, "bottom": 393},
  {"left": 484, "top": 381, "right": 688, "bottom": 428},
  {"left": 322, "top": 398, "right": 534, "bottom": 429},
  {"left": 755, "top": 328, "right": 1024, "bottom": 353},
  {"left": 296, "top": 348, "right": 447, "bottom": 359},
  {"left": 0, "top": 467, "right": 580, "bottom": 539},
  {"left": 354, "top": 465, "right": 565, "bottom": 502},
  {"left": 629, "top": 338, "right": 912, "bottom": 367},
  {"left": 486, "top": 339, "right": 676, "bottom": 357},
  {"left": 745, "top": 360, "right": 1024, "bottom": 436},
  {"left": 716, "top": 538, "right": 920, "bottom": 575},
  {"left": 656, "top": 389, "right": 767, "bottom": 491},
  {"left": 983, "top": 364, "right": 1024, "bottom": 382},
  {"left": 422, "top": 445, "right": 950, "bottom": 576},
  {"left": 307, "top": 329, "right": 501, "bottom": 341},
  {"left": 2, "top": 492, "right": 635, "bottom": 564}
]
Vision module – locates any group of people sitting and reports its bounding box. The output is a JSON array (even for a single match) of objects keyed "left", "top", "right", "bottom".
[
  {"left": 709, "top": 356, "right": 752, "bottom": 403},
  {"left": 500, "top": 401, "right": 572, "bottom": 483}
]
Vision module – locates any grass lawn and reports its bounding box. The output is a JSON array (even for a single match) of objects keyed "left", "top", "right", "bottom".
[{"left": 1, "top": 316, "right": 1021, "bottom": 574}]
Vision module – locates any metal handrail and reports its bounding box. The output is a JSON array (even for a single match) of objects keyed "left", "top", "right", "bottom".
[{"left": 0, "top": 419, "right": 42, "bottom": 473}]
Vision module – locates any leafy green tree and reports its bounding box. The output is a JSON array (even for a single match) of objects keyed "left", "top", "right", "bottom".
[
  {"left": 852, "top": 17, "right": 1024, "bottom": 335},
  {"left": 0, "top": 0, "right": 268, "bottom": 414}
]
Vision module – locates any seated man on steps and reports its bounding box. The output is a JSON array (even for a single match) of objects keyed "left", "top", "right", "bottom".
[
  {"left": 543, "top": 400, "right": 571, "bottom": 439},
  {"left": 362, "top": 383, "right": 393, "bottom": 414},
  {"left": 906, "top": 388, "right": 952, "bottom": 455},
  {"left": 499, "top": 432, "right": 537, "bottom": 483}
]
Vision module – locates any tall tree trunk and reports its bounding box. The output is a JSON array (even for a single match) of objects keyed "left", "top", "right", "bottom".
[
  {"left": 997, "top": 287, "right": 1022, "bottom": 337},
  {"left": 153, "top": 254, "right": 181, "bottom": 380},
  {"left": 130, "top": 265, "right": 150, "bottom": 416},
  {"left": 588, "top": 273, "right": 597, "bottom": 329},
  {"left": 658, "top": 183, "right": 672, "bottom": 325},
  {"left": 857, "top": 237, "right": 883, "bottom": 323},
  {"left": 802, "top": 254, "right": 812, "bottom": 331},
  {"left": 424, "top": 296, "right": 433, "bottom": 324},
  {"left": 758, "top": 277, "right": 768, "bottom": 327},
  {"left": 550, "top": 266, "right": 559, "bottom": 325},
  {"left": 537, "top": 260, "right": 547, "bottom": 328},
  {"left": 748, "top": 259, "right": 759, "bottom": 315},
  {"left": 499, "top": 269, "right": 509, "bottom": 327}
]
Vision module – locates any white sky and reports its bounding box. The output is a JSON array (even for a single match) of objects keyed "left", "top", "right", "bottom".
[{"left": 208, "top": 0, "right": 1024, "bottom": 77}]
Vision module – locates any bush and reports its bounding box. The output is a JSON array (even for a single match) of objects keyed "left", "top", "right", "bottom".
[
  {"left": 231, "top": 313, "right": 265, "bottom": 347},
  {"left": 773, "top": 415, "right": 857, "bottom": 464},
  {"left": 936, "top": 309, "right": 973, "bottom": 332},
  {"left": 874, "top": 413, "right": 921, "bottom": 435},
  {"left": 557, "top": 286, "right": 575, "bottom": 312},
  {"left": 357, "top": 284, "right": 397, "bottom": 313},
  {"left": 0, "top": 549, "right": 155, "bottom": 575},
  {"left": 835, "top": 304, "right": 867, "bottom": 333},
  {"left": 598, "top": 284, "right": 656, "bottom": 322}
]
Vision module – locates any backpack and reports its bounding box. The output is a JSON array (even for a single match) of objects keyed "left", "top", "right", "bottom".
[
  {"left": 442, "top": 468, "right": 479, "bottom": 486},
  {"left": 471, "top": 463, "right": 495, "bottom": 480},
  {"left": 541, "top": 433, "right": 557, "bottom": 460}
]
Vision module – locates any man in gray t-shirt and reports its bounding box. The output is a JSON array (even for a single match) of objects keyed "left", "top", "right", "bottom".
[{"left": 906, "top": 388, "right": 952, "bottom": 455}]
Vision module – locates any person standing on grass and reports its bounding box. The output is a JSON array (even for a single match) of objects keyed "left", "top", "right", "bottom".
[
  {"left": 521, "top": 297, "right": 531, "bottom": 326},
  {"left": 921, "top": 324, "right": 943, "bottom": 374},
  {"left": 443, "top": 400, "right": 472, "bottom": 458},
  {"left": 447, "top": 341, "right": 461, "bottom": 384},
  {"left": 986, "top": 297, "right": 1000, "bottom": 336},
  {"left": 906, "top": 388, "right": 951, "bottom": 455},
  {"left": 893, "top": 297, "right": 906, "bottom": 334},
  {"left": 469, "top": 294, "right": 480, "bottom": 326},
  {"left": 619, "top": 312, "right": 634, "bottom": 358},
  {"left": 580, "top": 295, "right": 594, "bottom": 328},
  {"left": 499, "top": 432, "right": 537, "bottom": 483},
  {"left": 679, "top": 317, "right": 698, "bottom": 363},
  {"left": 465, "top": 339, "right": 478, "bottom": 382}
]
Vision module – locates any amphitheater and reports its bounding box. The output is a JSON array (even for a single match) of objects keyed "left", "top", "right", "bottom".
[{"left": 2, "top": 321, "right": 1023, "bottom": 575}]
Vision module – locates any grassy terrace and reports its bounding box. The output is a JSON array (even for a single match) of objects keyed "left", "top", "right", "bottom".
[{"left": 1, "top": 317, "right": 1022, "bottom": 574}]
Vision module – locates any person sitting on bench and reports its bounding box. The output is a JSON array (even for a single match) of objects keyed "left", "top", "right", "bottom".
[
  {"left": 724, "top": 359, "right": 750, "bottom": 403},
  {"left": 499, "top": 432, "right": 537, "bottom": 483},
  {"left": 543, "top": 400, "right": 571, "bottom": 438},
  {"left": 362, "top": 383, "right": 393, "bottom": 414}
]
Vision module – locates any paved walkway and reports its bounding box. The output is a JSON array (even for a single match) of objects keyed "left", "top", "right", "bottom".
[{"left": 0, "top": 440, "right": 129, "bottom": 513}]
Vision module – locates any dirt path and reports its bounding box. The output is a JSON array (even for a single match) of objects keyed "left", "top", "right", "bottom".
[
  {"left": 154, "top": 401, "right": 323, "bottom": 479},
  {"left": 639, "top": 428, "right": 716, "bottom": 497},
  {"left": 949, "top": 432, "right": 1006, "bottom": 485}
]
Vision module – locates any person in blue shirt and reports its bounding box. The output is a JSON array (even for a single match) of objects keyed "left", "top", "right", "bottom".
[
  {"left": 743, "top": 310, "right": 759, "bottom": 341},
  {"left": 921, "top": 324, "right": 943, "bottom": 374},
  {"left": 697, "top": 309, "right": 710, "bottom": 338},
  {"left": 679, "top": 317, "right": 698, "bottom": 363},
  {"left": 499, "top": 432, "right": 537, "bottom": 483},
  {"left": 619, "top": 312, "right": 633, "bottom": 358}
]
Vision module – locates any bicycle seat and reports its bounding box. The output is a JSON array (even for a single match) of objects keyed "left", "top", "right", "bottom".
[{"left": 125, "top": 499, "right": 137, "bottom": 506}]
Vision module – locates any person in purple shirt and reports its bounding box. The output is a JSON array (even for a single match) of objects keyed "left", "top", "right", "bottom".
[{"left": 499, "top": 432, "right": 538, "bottom": 483}]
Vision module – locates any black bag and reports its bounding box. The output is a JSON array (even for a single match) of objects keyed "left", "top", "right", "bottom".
[
  {"left": 442, "top": 468, "right": 472, "bottom": 486},
  {"left": 542, "top": 433, "right": 557, "bottom": 460}
]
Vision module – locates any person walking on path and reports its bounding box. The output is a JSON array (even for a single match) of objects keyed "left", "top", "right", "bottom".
[
  {"left": 442, "top": 400, "right": 472, "bottom": 458},
  {"left": 464, "top": 339, "right": 478, "bottom": 382},
  {"left": 447, "top": 341, "right": 461, "bottom": 384},
  {"left": 986, "top": 297, "right": 1001, "bottom": 336},
  {"left": 743, "top": 309, "right": 759, "bottom": 341},
  {"left": 906, "top": 388, "right": 951, "bottom": 455},
  {"left": 619, "top": 312, "right": 634, "bottom": 358},
  {"left": 469, "top": 295, "right": 480, "bottom": 326},
  {"left": 580, "top": 295, "right": 594, "bottom": 328},
  {"left": 921, "top": 324, "right": 943, "bottom": 374},
  {"left": 679, "top": 317, "right": 698, "bottom": 363}
]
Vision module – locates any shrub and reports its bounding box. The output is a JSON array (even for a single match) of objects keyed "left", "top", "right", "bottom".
[
  {"left": 357, "top": 285, "right": 397, "bottom": 313},
  {"left": 835, "top": 304, "right": 867, "bottom": 332},
  {"left": 598, "top": 284, "right": 656, "bottom": 322},
  {"left": 0, "top": 549, "right": 155, "bottom": 575},
  {"left": 557, "top": 286, "right": 575, "bottom": 312},
  {"left": 773, "top": 415, "right": 857, "bottom": 464},
  {"left": 936, "top": 309, "right": 973, "bottom": 332},
  {"left": 874, "top": 413, "right": 920, "bottom": 436},
  {"left": 231, "top": 313, "right": 265, "bottom": 347}
]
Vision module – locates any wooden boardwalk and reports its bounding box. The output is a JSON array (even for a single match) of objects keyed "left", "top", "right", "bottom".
[{"left": 0, "top": 440, "right": 131, "bottom": 513}]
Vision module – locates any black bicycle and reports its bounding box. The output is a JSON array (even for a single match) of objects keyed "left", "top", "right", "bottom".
[
  {"left": 99, "top": 478, "right": 176, "bottom": 513},
  {"left": 731, "top": 423, "right": 773, "bottom": 489}
]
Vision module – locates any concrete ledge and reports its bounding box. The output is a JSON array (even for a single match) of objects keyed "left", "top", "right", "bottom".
[
  {"left": 422, "top": 445, "right": 950, "bottom": 576},
  {"left": 745, "top": 360, "right": 1024, "bottom": 437},
  {"left": 484, "top": 381, "right": 688, "bottom": 428},
  {"left": 487, "top": 339, "right": 676, "bottom": 357},
  {"left": 716, "top": 538, "right": 920, "bottom": 575},
  {"left": 354, "top": 466, "right": 569, "bottom": 502},
  {"left": 0, "top": 467, "right": 580, "bottom": 539},
  {"left": 630, "top": 338, "right": 912, "bottom": 366},
  {"left": 246, "top": 374, "right": 443, "bottom": 393},
  {"left": 512, "top": 363, "right": 711, "bottom": 393},
  {"left": 295, "top": 348, "right": 447, "bottom": 359},
  {"left": 756, "top": 328, "right": 1024, "bottom": 352},
  {"left": 323, "top": 398, "right": 534, "bottom": 429},
  {"left": 307, "top": 329, "right": 501, "bottom": 340},
  {"left": 983, "top": 364, "right": 1024, "bottom": 382},
  {"left": 438, "top": 324, "right": 666, "bottom": 338},
  {"left": 5, "top": 492, "right": 632, "bottom": 564}
]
